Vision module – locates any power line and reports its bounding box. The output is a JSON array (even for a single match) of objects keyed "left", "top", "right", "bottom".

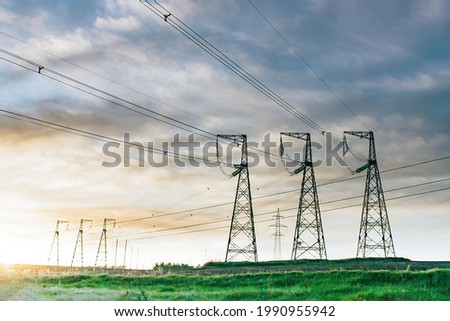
[
  {"left": 112, "top": 167, "right": 449, "bottom": 227},
  {"left": 98, "top": 180, "right": 450, "bottom": 243},
  {"left": 141, "top": 0, "right": 328, "bottom": 136},
  {"left": 3, "top": 152, "right": 448, "bottom": 242},
  {"left": 140, "top": 1, "right": 369, "bottom": 166},
  {"left": 0, "top": 48, "right": 284, "bottom": 163},
  {"left": 114, "top": 185, "right": 450, "bottom": 242},
  {"left": 5, "top": 176, "right": 448, "bottom": 253},
  {"left": 0, "top": 31, "right": 239, "bottom": 136},
  {"left": 0, "top": 108, "right": 224, "bottom": 167},
  {"left": 248, "top": 0, "right": 370, "bottom": 131},
  {"left": 57, "top": 174, "right": 450, "bottom": 249},
  {"left": 0, "top": 48, "right": 218, "bottom": 140}
]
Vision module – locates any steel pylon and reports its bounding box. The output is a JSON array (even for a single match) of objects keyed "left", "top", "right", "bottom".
[
  {"left": 217, "top": 134, "right": 258, "bottom": 262},
  {"left": 344, "top": 131, "right": 396, "bottom": 258},
  {"left": 281, "top": 132, "right": 327, "bottom": 260},
  {"left": 94, "top": 218, "right": 116, "bottom": 269},
  {"left": 70, "top": 219, "right": 92, "bottom": 268},
  {"left": 47, "top": 220, "right": 69, "bottom": 266},
  {"left": 269, "top": 208, "right": 287, "bottom": 260}
]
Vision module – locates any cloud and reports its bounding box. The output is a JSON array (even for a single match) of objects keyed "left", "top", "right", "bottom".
[
  {"left": 358, "top": 72, "right": 438, "bottom": 93},
  {"left": 95, "top": 15, "right": 141, "bottom": 32},
  {"left": 27, "top": 28, "right": 93, "bottom": 58}
]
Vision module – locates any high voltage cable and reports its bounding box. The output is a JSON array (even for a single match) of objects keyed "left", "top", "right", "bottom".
[
  {"left": 94, "top": 177, "right": 450, "bottom": 241},
  {"left": 1, "top": 114, "right": 448, "bottom": 239},
  {"left": 32, "top": 181, "right": 450, "bottom": 250},
  {"left": 140, "top": 0, "right": 367, "bottom": 164},
  {"left": 111, "top": 186, "right": 450, "bottom": 242},
  {"left": 0, "top": 108, "right": 224, "bottom": 167},
  {"left": 0, "top": 48, "right": 217, "bottom": 140},
  {"left": 80, "top": 183, "right": 450, "bottom": 247},
  {"left": 248, "top": 0, "right": 370, "bottom": 131},
  {"left": 5, "top": 156, "right": 448, "bottom": 242},
  {"left": 0, "top": 31, "right": 239, "bottom": 136},
  {"left": 254, "top": 155, "right": 450, "bottom": 199},
  {"left": 0, "top": 49, "right": 284, "bottom": 162},
  {"left": 140, "top": 0, "right": 328, "bottom": 136},
  {"left": 113, "top": 157, "right": 450, "bottom": 226}
]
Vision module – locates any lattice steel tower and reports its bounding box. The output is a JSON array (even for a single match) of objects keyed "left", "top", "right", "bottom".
[
  {"left": 217, "top": 134, "right": 258, "bottom": 262},
  {"left": 70, "top": 219, "right": 92, "bottom": 268},
  {"left": 280, "top": 132, "right": 327, "bottom": 260},
  {"left": 269, "top": 208, "right": 287, "bottom": 260},
  {"left": 47, "top": 220, "right": 69, "bottom": 266},
  {"left": 343, "top": 131, "right": 395, "bottom": 257},
  {"left": 94, "top": 218, "right": 116, "bottom": 269}
]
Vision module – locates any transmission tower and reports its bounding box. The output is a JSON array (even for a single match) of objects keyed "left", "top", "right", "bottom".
[
  {"left": 70, "top": 219, "right": 92, "bottom": 268},
  {"left": 280, "top": 132, "right": 327, "bottom": 260},
  {"left": 269, "top": 208, "right": 287, "bottom": 260},
  {"left": 217, "top": 134, "right": 258, "bottom": 262},
  {"left": 343, "top": 131, "right": 395, "bottom": 258},
  {"left": 47, "top": 220, "right": 69, "bottom": 266},
  {"left": 94, "top": 218, "right": 116, "bottom": 269}
]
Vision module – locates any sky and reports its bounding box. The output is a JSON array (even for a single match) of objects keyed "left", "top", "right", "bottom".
[{"left": 0, "top": 0, "right": 449, "bottom": 268}]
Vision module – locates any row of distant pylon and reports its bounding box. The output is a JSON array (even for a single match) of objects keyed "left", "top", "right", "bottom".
[
  {"left": 224, "top": 131, "right": 396, "bottom": 262},
  {"left": 48, "top": 218, "right": 126, "bottom": 268}
]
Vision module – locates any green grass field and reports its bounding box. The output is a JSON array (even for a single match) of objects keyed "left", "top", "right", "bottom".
[{"left": 1, "top": 261, "right": 449, "bottom": 301}]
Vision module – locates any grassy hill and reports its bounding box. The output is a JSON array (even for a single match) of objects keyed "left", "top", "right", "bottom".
[{"left": 1, "top": 258, "right": 449, "bottom": 301}]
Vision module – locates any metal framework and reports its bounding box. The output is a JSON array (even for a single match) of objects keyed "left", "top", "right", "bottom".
[
  {"left": 280, "top": 132, "right": 327, "bottom": 260},
  {"left": 343, "top": 131, "right": 395, "bottom": 257},
  {"left": 269, "top": 208, "right": 287, "bottom": 260},
  {"left": 217, "top": 134, "right": 258, "bottom": 262},
  {"left": 70, "top": 219, "right": 92, "bottom": 268},
  {"left": 47, "top": 220, "right": 69, "bottom": 266},
  {"left": 94, "top": 218, "right": 116, "bottom": 269}
]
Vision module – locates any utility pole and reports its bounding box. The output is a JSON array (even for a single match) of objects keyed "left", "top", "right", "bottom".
[
  {"left": 269, "top": 208, "right": 287, "bottom": 260},
  {"left": 343, "top": 131, "right": 396, "bottom": 257},
  {"left": 280, "top": 132, "right": 327, "bottom": 260},
  {"left": 114, "top": 239, "right": 119, "bottom": 269},
  {"left": 47, "top": 220, "right": 69, "bottom": 266},
  {"left": 130, "top": 247, "right": 134, "bottom": 269},
  {"left": 217, "top": 134, "right": 258, "bottom": 262},
  {"left": 136, "top": 247, "right": 140, "bottom": 270},
  {"left": 70, "top": 219, "right": 92, "bottom": 268},
  {"left": 123, "top": 239, "right": 128, "bottom": 270},
  {"left": 94, "top": 218, "right": 116, "bottom": 269}
]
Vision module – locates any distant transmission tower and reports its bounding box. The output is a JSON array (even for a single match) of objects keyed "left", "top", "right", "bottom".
[
  {"left": 269, "top": 208, "right": 287, "bottom": 260},
  {"left": 280, "top": 132, "right": 327, "bottom": 260},
  {"left": 343, "top": 131, "right": 396, "bottom": 257},
  {"left": 94, "top": 218, "right": 116, "bottom": 269},
  {"left": 70, "top": 219, "right": 92, "bottom": 268},
  {"left": 47, "top": 220, "right": 69, "bottom": 266},
  {"left": 217, "top": 134, "right": 258, "bottom": 262}
]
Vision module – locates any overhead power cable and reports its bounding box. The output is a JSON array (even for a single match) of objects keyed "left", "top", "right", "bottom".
[
  {"left": 0, "top": 108, "right": 223, "bottom": 167},
  {"left": 104, "top": 176, "right": 450, "bottom": 238},
  {"left": 0, "top": 48, "right": 217, "bottom": 140},
  {"left": 140, "top": 0, "right": 327, "bottom": 136},
  {"left": 140, "top": 0, "right": 368, "bottom": 165},
  {"left": 5, "top": 158, "right": 449, "bottom": 242},
  {"left": 0, "top": 31, "right": 239, "bottom": 135},
  {"left": 113, "top": 185, "right": 450, "bottom": 242},
  {"left": 0, "top": 49, "right": 284, "bottom": 163},
  {"left": 1, "top": 107, "right": 447, "bottom": 234}
]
